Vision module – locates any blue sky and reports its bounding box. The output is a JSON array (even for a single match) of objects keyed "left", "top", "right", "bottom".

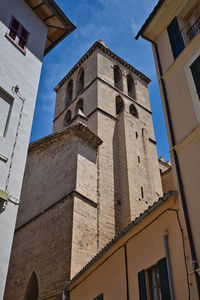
[{"left": 30, "top": 0, "right": 170, "bottom": 161}]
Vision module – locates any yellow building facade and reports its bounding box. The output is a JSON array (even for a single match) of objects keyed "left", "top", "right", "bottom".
[{"left": 136, "top": 0, "right": 200, "bottom": 298}]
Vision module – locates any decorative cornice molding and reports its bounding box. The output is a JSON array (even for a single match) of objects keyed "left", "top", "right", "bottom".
[{"left": 29, "top": 122, "right": 103, "bottom": 152}]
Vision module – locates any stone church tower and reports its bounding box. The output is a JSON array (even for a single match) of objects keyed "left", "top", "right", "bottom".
[{"left": 4, "top": 41, "right": 163, "bottom": 300}]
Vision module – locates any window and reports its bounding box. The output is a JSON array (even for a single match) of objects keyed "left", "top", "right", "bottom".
[
  {"left": 148, "top": 265, "right": 161, "bottom": 299},
  {"left": 190, "top": 55, "right": 200, "bottom": 100},
  {"left": 127, "top": 74, "right": 136, "bottom": 98},
  {"left": 184, "top": 3, "right": 200, "bottom": 41},
  {"left": 24, "top": 272, "right": 39, "bottom": 300},
  {"left": 66, "top": 80, "right": 73, "bottom": 107},
  {"left": 129, "top": 104, "right": 138, "bottom": 118},
  {"left": 167, "top": 17, "right": 185, "bottom": 59},
  {"left": 76, "top": 69, "right": 84, "bottom": 96},
  {"left": 114, "top": 65, "right": 123, "bottom": 91},
  {"left": 7, "top": 16, "right": 29, "bottom": 52},
  {"left": 75, "top": 98, "right": 83, "bottom": 114},
  {"left": 64, "top": 110, "right": 71, "bottom": 127},
  {"left": 141, "top": 186, "right": 144, "bottom": 198},
  {"left": 138, "top": 258, "right": 171, "bottom": 300},
  {"left": 116, "top": 96, "right": 124, "bottom": 115},
  {"left": 0, "top": 88, "right": 13, "bottom": 137},
  {"left": 93, "top": 294, "right": 103, "bottom": 300}
]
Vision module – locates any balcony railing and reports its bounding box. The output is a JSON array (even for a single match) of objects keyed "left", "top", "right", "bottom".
[{"left": 186, "top": 16, "right": 200, "bottom": 41}]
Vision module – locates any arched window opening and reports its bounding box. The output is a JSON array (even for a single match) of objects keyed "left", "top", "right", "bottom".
[
  {"left": 66, "top": 80, "right": 73, "bottom": 106},
  {"left": 64, "top": 110, "right": 71, "bottom": 127},
  {"left": 129, "top": 104, "right": 138, "bottom": 118},
  {"left": 114, "top": 66, "right": 123, "bottom": 91},
  {"left": 75, "top": 99, "right": 83, "bottom": 114},
  {"left": 24, "top": 272, "right": 39, "bottom": 300},
  {"left": 116, "top": 96, "right": 124, "bottom": 115},
  {"left": 127, "top": 74, "right": 136, "bottom": 98},
  {"left": 76, "top": 69, "right": 84, "bottom": 96}
]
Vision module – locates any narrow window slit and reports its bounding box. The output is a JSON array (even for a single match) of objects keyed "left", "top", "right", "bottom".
[{"left": 141, "top": 186, "right": 144, "bottom": 198}]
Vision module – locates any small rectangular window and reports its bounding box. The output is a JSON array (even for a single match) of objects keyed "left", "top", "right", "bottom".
[
  {"left": 0, "top": 88, "right": 13, "bottom": 137},
  {"left": 167, "top": 17, "right": 185, "bottom": 59},
  {"left": 6, "top": 16, "right": 29, "bottom": 52},
  {"left": 190, "top": 55, "right": 200, "bottom": 100}
]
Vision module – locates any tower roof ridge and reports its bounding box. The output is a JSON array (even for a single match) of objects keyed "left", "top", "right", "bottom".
[{"left": 54, "top": 41, "right": 151, "bottom": 92}]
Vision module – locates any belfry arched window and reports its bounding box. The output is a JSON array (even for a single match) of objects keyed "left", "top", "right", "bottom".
[
  {"left": 76, "top": 69, "right": 84, "bottom": 96},
  {"left": 75, "top": 98, "right": 83, "bottom": 114},
  {"left": 64, "top": 110, "right": 71, "bottom": 127},
  {"left": 114, "top": 65, "right": 123, "bottom": 91},
  {"left": 116, "top": 96, "right": 124, "bottom": 115},
  {"left": 127, "top": 74, "right": 136, "bottom": 99},
  {"left": 24, "top": 271, "right": 39, "bottom": 300},
  {"left": 129, "top": 104, "right": 138, "bottom": 118},
  {"left": 66, "top": 79, "right": 73, "bottom": 106}
]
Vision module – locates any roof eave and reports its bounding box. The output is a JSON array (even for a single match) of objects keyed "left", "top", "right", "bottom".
[
  {"left": 25, "top": 0, "right": 76, "bottom": 55},
  {"left": 44, "top": 26, "right": 75, "bottom": 56},
  {"left": 135, "top": 0, "right": 165, "bottom": 40}
]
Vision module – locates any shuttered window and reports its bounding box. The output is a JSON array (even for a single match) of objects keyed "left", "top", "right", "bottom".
[
  {"left": 138, "top": 258, "right": 171, "bottom": 300},
  {"left": 167, "top": 17, "right": 185, "bottom": 59},
  {"left": 138, "top": 270, "right": 147, "bottom": 300},
  {"left": 157, "top": 258, "right": 171, "bottom": 300},
  {"left": 7, "top": 16, "right": 29, "bottom": 52},
  {"left": 190, "top": 55, "right": 200, "bottom": 100}
]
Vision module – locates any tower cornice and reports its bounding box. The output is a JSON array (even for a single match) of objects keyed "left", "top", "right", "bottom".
[
  {"left": 29, "top": 122, "right": 103, "bottom": 152},
  {"left": 54, "top": 41, "right": 151, "bottom": 92}
]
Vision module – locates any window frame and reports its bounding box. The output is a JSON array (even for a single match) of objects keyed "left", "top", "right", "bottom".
[
  {"left": 184, "top": 49, "right": 200, "bottom": 123},
  {"left": 167, "top": 17, "right": 185, "bottom": 59},
  {"left": 5, "top": 16, "right": 30, "bottom": 54},
  {"left": 148, "top": 264, "right": 161, "bottom": 300}
]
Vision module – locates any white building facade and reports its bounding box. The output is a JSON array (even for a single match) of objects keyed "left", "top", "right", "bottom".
[{"left": 0, "top": 0, "right": 75, "bottom": 298}]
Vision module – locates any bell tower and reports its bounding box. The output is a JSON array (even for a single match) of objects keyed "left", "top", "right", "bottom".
[
  {"left": 4, "top": 41, "right": 163, "bottom": 300},
  {"left": 53, "top": 40, "right": 163, "bottom": 238}
]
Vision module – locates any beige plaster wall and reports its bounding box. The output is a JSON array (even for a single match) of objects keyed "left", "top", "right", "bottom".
[
  {"left": 177, "top": 137, "right": 200, "bottom": 264},
  {"left": 155, "top": 28, "right": 200, "bottom": 144}
]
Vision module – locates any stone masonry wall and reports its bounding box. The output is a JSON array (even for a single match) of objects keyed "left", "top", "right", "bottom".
[
  {"left": 4, "top": 195, "right": 74, "bottom": 300},
  {"left": 16, "top": 135, "right": 78, "bottom": 228}
]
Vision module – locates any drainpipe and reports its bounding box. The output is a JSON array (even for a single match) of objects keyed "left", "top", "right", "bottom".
[
  {"left": 140, "top": 33, "right": 200, "bottom": 296},
  {"left": 124, "top": 244, "right": 130, "bottom": 300},
  {"left": 163, "top": 233, "right": 174, "bottom": 300}
]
